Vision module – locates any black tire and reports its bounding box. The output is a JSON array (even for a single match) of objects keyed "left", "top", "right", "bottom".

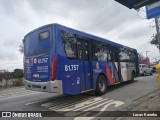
[
  {"left": 150, "top": 72, "right": 153, "bottom": 75},
  {"left": 95, "top": 75, "right": 107, "bottom": 96},
  {"left": 143, "top": 71, "right": 146, "bottom": 76},
  {"left": 130, "top": 72, "right": 135, "bottom": 82}
]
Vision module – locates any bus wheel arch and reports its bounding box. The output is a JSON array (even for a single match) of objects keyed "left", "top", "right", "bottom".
[{"left": 95, "top": 73, "right": 107, "bottom": 96}]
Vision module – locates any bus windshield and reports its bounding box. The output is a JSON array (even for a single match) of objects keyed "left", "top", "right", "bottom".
[{"left": 24, "top": 27, "right": 52, "bottom": 56}]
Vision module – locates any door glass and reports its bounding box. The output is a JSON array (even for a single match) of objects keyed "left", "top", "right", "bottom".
[
  {"left": 83, "top": 41, "right": 89, "bottom": 61},
  {"left": 77, "top": 41, "right": 83, "bottom": 60},
  {"left": 77, "top": 40, "right": 89, "bottom": 61}
]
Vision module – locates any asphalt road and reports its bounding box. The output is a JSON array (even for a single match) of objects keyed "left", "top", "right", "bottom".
[{"left": 0, "top": 74, "right": 159, "bottom": 120}]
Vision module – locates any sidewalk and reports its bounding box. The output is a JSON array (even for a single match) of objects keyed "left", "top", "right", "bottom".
[
  {"left": 116, "top": 89, "right": 160, "bottom": 120},
  {"left": 133, "top": 89, "right": 160, "bottom": 111}
]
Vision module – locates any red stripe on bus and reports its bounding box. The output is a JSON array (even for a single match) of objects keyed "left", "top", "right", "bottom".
[{"left": 106, "top": 64, "right": 114, "bottom": 85}]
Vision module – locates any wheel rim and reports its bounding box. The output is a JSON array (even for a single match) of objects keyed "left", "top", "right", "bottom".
[{"left": 99, "top": 79, "right": 105, "bottom": 92}]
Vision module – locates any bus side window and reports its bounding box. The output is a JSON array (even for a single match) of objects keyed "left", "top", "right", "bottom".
[
  {"left": 103, "top": 46, "right": 108, "bottom": 62},
  {"left": 119, "top": 48, "right": 131, "bottom": 62},
  {"left": 111, "top": 50, "right": 118, "bottom": 62},
  {"left": 93, "top": 42, "right": 99, "bottom": 61},
  {"left": 62, "top": 31, "right": 77, "bottom": 59},
  {"left": 93, "top": 42, "right": 108, "bottom": 62},
  {"left": 130, "top": 51, "right": 136, "bottom": 62},
  {"left": 83, "top": 41, "right": 89, "bottom": 60},
  {"left": 77, "top": 40, "right": 89, "bottom": 61},
  {"left": 107, "top": 49, "right": 111, "bottom": 61},
  {"left": 93, "top": 42, "right": 103, "bottom": 61},
  {"left": 77, "top": 41, "right": 83, "bottom": 60}
]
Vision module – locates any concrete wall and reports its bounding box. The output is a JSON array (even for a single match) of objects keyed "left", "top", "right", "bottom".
[{"left": 0, "top": 78, "right": 21, "bottom": 87}]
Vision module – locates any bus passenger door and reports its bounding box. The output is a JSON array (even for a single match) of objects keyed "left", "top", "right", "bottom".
[
  {"left": 111, "top": 49, "right": 121, "bottom": 83},
  {"left": 77, "top": 39, "right": 92, "bottom": 92}
]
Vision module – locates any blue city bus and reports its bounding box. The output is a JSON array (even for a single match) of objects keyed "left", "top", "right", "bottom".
[{"left": 23, "top": 23, "right": 139, "bottom": 96}]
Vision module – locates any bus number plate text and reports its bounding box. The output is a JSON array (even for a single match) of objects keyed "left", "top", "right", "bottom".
[{"left": 65, "top": 65, "right": 79, "bottom": 71}]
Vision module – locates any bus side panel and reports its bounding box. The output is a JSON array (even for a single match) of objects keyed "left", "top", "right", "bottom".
[
  {"left": 92, "top": 61, "right": 115, "bottom": 88},
  {"left": 56, "top": 28, "right": 81, "bottom": 95},
  {"left": 120, "top": 62, "right": 135, "bottom": 81}
]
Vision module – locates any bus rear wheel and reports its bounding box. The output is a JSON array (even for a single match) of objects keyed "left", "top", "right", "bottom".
[{"left": 95, "top": 75, "right": 107, "bottom": 96}]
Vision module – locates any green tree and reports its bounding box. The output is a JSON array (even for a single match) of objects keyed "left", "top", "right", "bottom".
[
  {"left": 19, "top": 43, "right": 24, "bottom": 54},
  {"left": 149, "top": 34, "right": 159, "bottom": 48},
  {"left": 13, "top": 69, "right": 23, "bottom": 78}
]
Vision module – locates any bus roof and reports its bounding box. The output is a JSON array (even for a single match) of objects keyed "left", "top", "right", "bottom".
[
  {"left": 24, "top": 23, "right": 137, "bottom": 51},
  {"left": 54, "top": 23, "right": 136, "bottom": 51},
  {"left": 23, "top": 24, "right": 53, "bottom": 40}
]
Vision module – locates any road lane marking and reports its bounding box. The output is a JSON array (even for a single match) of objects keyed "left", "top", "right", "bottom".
[
  {"left": 64, "top": 99, "right": 114, "bottom": 117},
  {"left": 41, "top": 95, "right": 95, "bottom": 109},
  {"left": 74, "top": 100, "right": 124, "bottom": 120},
  {"left": 57, "top": 97, "right": 109, "bottom": 112},
  {"left": 25, "top": 99, "right": 48, "bottom": 105},
  {"left": 41, "top": 95, "right": 124, "bottom": 118},
  {"left": 84, "top": 99, "right": 114, "bottom": 111},
  {"left": 49, "top": 96, "right": 97, "bottom": 110},
  {"left": 149, "top": 95, "right": 159, "bottom": 101}
]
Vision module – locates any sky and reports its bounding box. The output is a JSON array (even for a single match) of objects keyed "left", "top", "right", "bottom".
[{"left": 0, "top": 0, "right": 159, "bottom": 71}]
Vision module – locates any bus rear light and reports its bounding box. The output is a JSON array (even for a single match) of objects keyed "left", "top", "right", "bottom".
[{"left": 52, "top": 56, "right": 57, "bottom": 81}]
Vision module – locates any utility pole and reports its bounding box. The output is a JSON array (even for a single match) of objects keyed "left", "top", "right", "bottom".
[{"left": 155, "top": 17, "right": 160, "bottom": 52}]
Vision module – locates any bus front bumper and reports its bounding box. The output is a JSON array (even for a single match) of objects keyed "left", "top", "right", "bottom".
[{"left": 25, "top": 80, "right": 63, "bottom": 94}]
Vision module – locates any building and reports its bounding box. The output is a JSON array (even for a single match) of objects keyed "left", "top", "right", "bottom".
[
  {"left": 0, "top": 70, "right": 6, "bottom": 73},
  {"left": 139, "top": 57, "right": 150, "bottom": 65}
]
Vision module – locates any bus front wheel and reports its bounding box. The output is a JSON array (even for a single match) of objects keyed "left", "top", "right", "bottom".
[{"left": 95, "top": 75, "right": 107, "bottom": 96}]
